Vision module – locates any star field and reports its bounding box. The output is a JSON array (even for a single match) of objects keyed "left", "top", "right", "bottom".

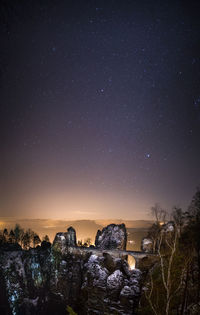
[{"left": 0, "top": 0, "right": 200, "bottom": 219}]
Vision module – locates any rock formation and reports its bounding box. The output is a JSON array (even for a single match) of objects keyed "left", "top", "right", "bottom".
[
  {"left": 162, "top": 221, "right": 174, "bottom": 232},
  {"left": 95, "top": 223, "right": 127, "bottom": 250},
  {"left": 53, "top": 226, "right": 77, "bottom": 252},
  {"left": 81, "top": 253, "right": 141, "bottom": 314},
  {"left": 0, "top": 224, "right": 142, "bottom": 315},
  {"left": 141, "top": 238, "right": 153, "bottom": 252}
]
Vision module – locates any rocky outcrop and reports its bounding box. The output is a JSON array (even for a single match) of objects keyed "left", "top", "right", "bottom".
[
  {"left": 141, "top": 238, "right": 153, "bottom": 252},
  {"left": 81, "top": 254, "right": 141, "bottom": 314},
  {"left": 66, "top": 226, "right": 77, "bottom": 246},
  {"left": 0, "top": 247, "right": 141, "bottom": 315},
  {"left": 162, "top": 221, "right": 174, "bottom": 232},
  {"left": 0, "top": 224, "right": 141, "bottom": 315},
  {"left": 53, "top": 226, "right": 77, "bottom": 252},
  {"left": 95, "top": 223, "right": 127, "bottom": 250},
  {"left": 0, "top": 245, "right": 82, "bottom": 315}
]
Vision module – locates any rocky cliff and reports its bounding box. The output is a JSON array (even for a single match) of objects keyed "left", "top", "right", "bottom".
[{"left": 0, "top": 224, "right": 141, "bottom": 315}]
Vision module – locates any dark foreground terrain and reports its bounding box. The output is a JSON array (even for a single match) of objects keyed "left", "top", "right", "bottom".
[
  {"left": 1, "top": 191, "right": 200, "bottom": 315},
  {"left": 0, "top": 224, "right": 142, "bottom": 315}
]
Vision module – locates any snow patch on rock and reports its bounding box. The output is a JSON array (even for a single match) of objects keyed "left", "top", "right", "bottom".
[
  {"left": 95, "top": 224, "right": 127, "bottom": 250},
  {"left": 107, "top": 270, "right": 124, "bottom": 290}
]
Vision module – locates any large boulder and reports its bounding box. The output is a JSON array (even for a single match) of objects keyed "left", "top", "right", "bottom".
[
  {"left": 141, "top": 238, "right": 153, "bottom": 252},
  {"left": 95, "top": 223, "right": 127, "bottom": 250}
]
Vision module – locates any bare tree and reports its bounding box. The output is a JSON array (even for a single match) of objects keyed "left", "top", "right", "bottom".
[
  {"left": 77, "top": 240, "right": 83, "bottom": 246},
  {"left": 22, "top": 231, "right": 31, "bottom": 249},
  {"left": 84, "top": 238, "right": 92, "bottom": 247},
  {"left": 3, "top": 228, "right": 8, "bottom": 242},
  {"left": 150, "top": 203, "right": 167, "bottom": 224},
  {"left": 33, "top": 233, "right": 41, "bottom": 248},
  {"left": 147, "top": 223, "right": 161, "bottom": 253},
  {"left": 14, "top": 224, "right": 24, "bottom": 246},
  {"left": 145, "top": 223, "right": 187, "bottom": 315},
  {"left": 42, "top": 234, "right": 50, "bottom": 243},
  {"left": 158, "top": 226, "right": 183, "bottom": 314},
  {"left": 8, "top": 230, "right": 15, "bottom": 243},
  {"left": 147, "top": 204, "right": 168, "bottom": 253},
  {"left": 171, "top": 206, "right": 184, "bottom": 236}
]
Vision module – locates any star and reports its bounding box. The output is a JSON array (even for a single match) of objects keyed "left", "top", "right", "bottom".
[{"left": 1, "top": 0, "right": 200, "bottom": 222}]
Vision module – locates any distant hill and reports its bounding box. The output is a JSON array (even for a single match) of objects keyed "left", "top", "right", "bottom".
[{"left": 95, "top": 219, "right": 153, "bottom": 228}]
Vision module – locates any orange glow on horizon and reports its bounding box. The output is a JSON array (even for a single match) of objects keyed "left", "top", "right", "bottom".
[{"left": 2, "top": 187, "right": 153, "bottom": 221}]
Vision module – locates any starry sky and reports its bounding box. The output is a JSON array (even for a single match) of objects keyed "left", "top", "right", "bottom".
[{"left": 1, "top": 0, "right": 200, "bottom": 220}]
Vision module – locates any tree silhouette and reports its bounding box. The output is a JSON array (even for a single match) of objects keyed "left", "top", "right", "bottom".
[{"left": 33, "top": 233, "right": 41, "bottom": 248}]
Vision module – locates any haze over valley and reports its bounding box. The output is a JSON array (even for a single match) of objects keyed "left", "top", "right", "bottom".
[{"left": 0, "top": 218, "right": 152, "bottom": 250}]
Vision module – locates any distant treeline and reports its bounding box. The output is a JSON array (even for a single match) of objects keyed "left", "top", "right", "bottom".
[
  {"left": 0, "top": 224, "right": 93, "bottom": 249},
  {"left": 0, "top": 224, "right": 50, "bottom": 249}
]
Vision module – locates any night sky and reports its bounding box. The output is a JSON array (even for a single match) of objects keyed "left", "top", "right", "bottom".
[{"left": 1, "top": 0, "right": 200, "bottom": 220}]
